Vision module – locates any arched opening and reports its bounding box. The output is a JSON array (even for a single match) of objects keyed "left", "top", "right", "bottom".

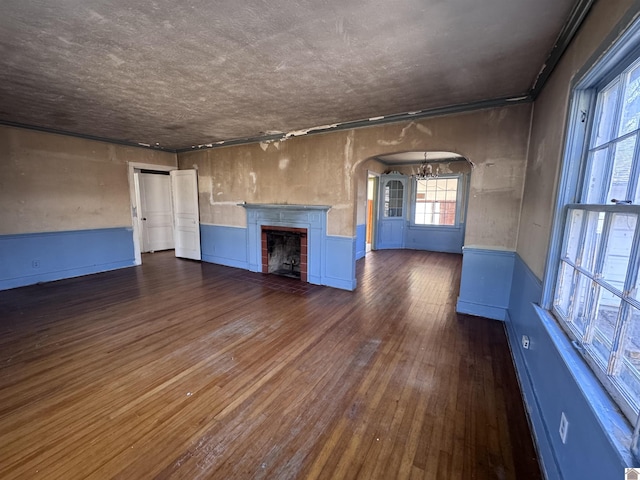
[{"left": 357, "top": 151, "right": 473, "bottom": 256}]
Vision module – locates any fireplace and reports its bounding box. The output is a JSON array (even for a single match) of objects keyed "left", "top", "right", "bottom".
[
  {"left": 261, "top": 226, "right": 308, "bottom": 281},
  {"left": 240, "top": 203, "right": 332, "bottom": 287}
]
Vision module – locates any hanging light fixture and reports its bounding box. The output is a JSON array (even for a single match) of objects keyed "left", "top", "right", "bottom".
[{"left": 413, "top": 151, "right": 439, "bottom": 179}]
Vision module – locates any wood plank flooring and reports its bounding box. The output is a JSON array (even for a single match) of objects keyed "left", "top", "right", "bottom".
[{"left": 0, "top": 250, "right": 541, "bottom": 479}]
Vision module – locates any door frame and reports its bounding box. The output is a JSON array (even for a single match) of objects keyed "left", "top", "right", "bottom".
[
  {"left": 127, "top": 162, "right": 176, "bottom": 265},
  {"left": 366, "top": 171, "right": 379, "bottom": 252}
]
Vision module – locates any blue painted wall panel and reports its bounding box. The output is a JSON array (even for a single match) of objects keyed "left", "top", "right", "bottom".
[
  {"left": 456, "top": 248, "right": 515, "bottom": 321},
  {"left": 324, "top": 236, "right": 357, "bottom": 290},
  {"left": 355, "top": 224, "right": 366, "bottom": 260},
  {"left": 405, "top": 225, "right": 463, "bottom": 253},
  {"left": 0, "top": 228, "right": 135, "bottom": 290},
  {"left": 200, "top": 224, "right": 248, "bottom": 270},
  {"left": 507, "top": 254, "right": 632, "bottom": 480}
]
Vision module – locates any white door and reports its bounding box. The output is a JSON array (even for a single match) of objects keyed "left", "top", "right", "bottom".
[
  {"left": 170, "top": 169, "right": 201, "bottom": 260},
  {"left": 138, "top": 173, "right": 175, "bottom": 253}
]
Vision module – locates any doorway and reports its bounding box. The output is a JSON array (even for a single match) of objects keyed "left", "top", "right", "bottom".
[
  {"left": 127, "top": 162, "right": 201, "bottom": 265},
  {"left": 135, "top": 171, "right": 174, "bottom": 254},
  {"left": 365, "top": 172, "right": 378, "bottom": 253}
]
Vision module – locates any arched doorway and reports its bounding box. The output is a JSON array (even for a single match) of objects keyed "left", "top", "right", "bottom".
[{"left": 360, "top": 151, "right": 472, "bottom": 254}]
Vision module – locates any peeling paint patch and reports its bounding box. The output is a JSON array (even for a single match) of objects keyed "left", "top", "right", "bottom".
[
  {"left": 416, "top": 124, "right": 432, "bottom": 136},
  {"left": 249, "top": 171, "right": 257, "bottom": 186},
  {"left": 283, "top": 123, "right": 341, "bottom": 140},
  {"left": 279, "top": 158, "right": 289, "bottom": 170},
  {"left": 377, "top": 122, "right": 413, "bottom": 146}
]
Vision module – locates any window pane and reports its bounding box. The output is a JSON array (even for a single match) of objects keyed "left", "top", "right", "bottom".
[
  {"left": 571, "top": 272, "right": 594, "bottom": 337},
  {"left": 606, "top": 136, "right": 636, "bottom": 203},
  {"left": 585, "top": 147, "right": 610, "bottom": 203},
  {"left": 601, "top": 213, "right": 637, "bottom": 291},
  {"left": 618, "top": 62, "right": 640, "bottom": 136},
  {"left": 555, "top": 262, "right": 575, "bottom": 318},
  {"left": 582, "top": 211, "right": 605, "bottom": 274},
  {"left": 447, "top": 178, "right": 458, "bottom": 195},
  {"left": 590, "top": 286, "right": 622, "bottom": 367},
  {"left": 593, "top": 81, "right": 620, "bottom": 147},
  {"left": 617, "top": 303, "right": 640, "bottom": 409},
  {"left": 563, "top": 209, "right": 584, "bottom": 264}
]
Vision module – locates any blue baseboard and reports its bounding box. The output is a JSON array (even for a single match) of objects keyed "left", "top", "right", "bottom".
[
  {"left": 456, "top": 247, "right": 515, "bottom": 321},
  {"left": 507, "top": 254, "right": 633, "bottom": 480},
  {"left": 200, "top": 224, "right": 248, "bottom": 270},
  {"left": 0, "top": 227, "right": 135, "bottom": 290},
  {"left": 456, "top": 299, "right": 507, "bottom": 321},
  {"left": 355, "top": 224, "right": 366, "bottom": 260}
]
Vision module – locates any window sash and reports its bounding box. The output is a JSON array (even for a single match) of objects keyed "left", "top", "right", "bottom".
[
  {"left": 412, "top": 175, "right": 461, "bottom": 227},
  {"left": 554, "top": 204, "right": 640, "bottom": 423}
]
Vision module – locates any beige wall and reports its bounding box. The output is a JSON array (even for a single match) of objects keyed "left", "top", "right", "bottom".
[
  {"left": 518, "top": 0, "right": 639, "bottom": 279},
  {"left": 179, "top": 103, "right": 531, "bottom": 247},
  {"left": 0, "top": 125, "right": 177, "bottom": 235}
]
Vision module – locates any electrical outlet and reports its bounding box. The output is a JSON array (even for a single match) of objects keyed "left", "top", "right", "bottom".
[
  {"left": 32, "top": 260, "right": 40, "bottom": 269},
  {"left": 559, "top": 412, "right": 569, "bottom": 444},
  {"left": 522, "top": 335, "right": 530, "bottom": 349}
]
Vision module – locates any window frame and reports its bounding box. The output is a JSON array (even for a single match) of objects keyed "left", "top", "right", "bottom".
[
  {"left": 543, "top": 20, "right": 640, "bottom": 459},
  {"left": 553, "top": 204, "right": 640, "bottom": 422},
  {"left": 410, "top": 173, "right": 464, "bottom": 228}
]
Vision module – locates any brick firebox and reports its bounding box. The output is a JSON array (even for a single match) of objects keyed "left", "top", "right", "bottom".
[{"left": 261, "top": 226, "right": 308, "bottom": 282}]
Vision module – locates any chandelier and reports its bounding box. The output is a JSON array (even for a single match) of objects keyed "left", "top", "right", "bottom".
[{"left": 413, "top": 152, "right": 440, "bottom": 179}]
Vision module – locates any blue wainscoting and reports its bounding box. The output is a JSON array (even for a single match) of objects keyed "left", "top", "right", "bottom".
[
  {"left": 0, "top": 227, "right": 135, "bottom": 291},
  {"left": 456, "top": 247, "right": 515, "bottom": 321},
  {"left": 507, "top": 254, "right": 632, "bottom": 480},
  {"left": 324, "top": 236, "right": 357, "bottom": 290},
  {"left": 355, "top": 224, "right": 366, "bottom": 260},
  {"left": 405, "top": 225, "right": 464, "bottom": 253},
  {"left": 200, "top": 224, "right": 248, "bottom": 270},
  {"left": 204, "top": 205, "right": 358, "bottom": 291}
]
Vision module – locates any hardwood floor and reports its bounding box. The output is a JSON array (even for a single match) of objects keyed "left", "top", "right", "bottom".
[{"left": 0, "top": 250, "right": 541, "bottom": 479}]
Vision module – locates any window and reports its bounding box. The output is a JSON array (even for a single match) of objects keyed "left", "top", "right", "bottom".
[
  {"left": 384, "top": 179, "right": 404, "bottom": 217},
  {"left": 413, "top": 176, "right": 459, "bottom": 226},
  {"left": 553, "top": 55, "right": 640, "bottom": 426}
]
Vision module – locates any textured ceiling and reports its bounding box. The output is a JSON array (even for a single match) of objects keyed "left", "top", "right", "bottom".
[{"left": 0, "top": 0, "right": 578, "bottom": 150}]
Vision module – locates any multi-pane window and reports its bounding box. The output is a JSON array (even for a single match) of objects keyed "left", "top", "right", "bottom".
[
  {"left": 384, "top": 180, "right": 404, "bottom": 217},
  {"left": 553, "top": 57, "right": 640, "bottom": 424},
  {"left": 414, "top": 177, "right": 458, "bottom": 226}
]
